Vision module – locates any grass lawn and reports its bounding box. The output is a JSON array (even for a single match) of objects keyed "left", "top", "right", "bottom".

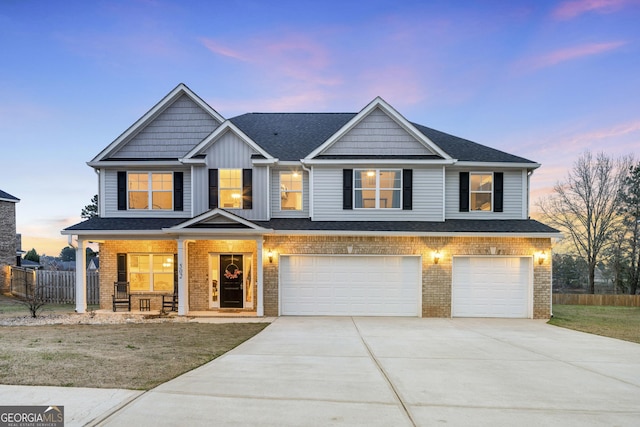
[{"left": 549, "top": 304, "right": 640, "bottom": 344}]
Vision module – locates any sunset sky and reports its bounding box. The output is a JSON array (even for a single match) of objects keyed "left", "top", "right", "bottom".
[{"left": 1, "top": 0, "right": 639, "bottom": 256}]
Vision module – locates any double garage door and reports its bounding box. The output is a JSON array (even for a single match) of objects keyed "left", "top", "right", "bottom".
[
  {"left": 279, "top": 255, "right": 532, "bottom": 318},
  {"left": 280, "top": 255, "right": 421, "bottom": 316}
]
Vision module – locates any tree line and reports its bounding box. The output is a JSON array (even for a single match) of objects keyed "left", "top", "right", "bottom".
[{"left": 539, "top": 151, "right": 639, "bottom": 294}]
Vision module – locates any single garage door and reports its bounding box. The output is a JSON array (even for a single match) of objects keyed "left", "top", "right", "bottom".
[
  {"left": 452, "top": 257, "right": 531, "bottom": 318},
  {"left": 280, "top": 255, "right": 420, "bottom": 316}
]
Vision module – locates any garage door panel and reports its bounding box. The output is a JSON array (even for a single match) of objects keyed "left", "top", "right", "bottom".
[
  {"left": 453, "top": 257, "right": 531, "bottom": 318},
  {"left": 280, "top": 255, "right": 420, "bottom": 316}
]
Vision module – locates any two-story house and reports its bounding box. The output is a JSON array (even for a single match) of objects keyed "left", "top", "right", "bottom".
[
  {"left": 63, "top": 84, "right": 559, "bottom": 318},
  {"left": 0, "top": 189, "right": 20, "bottom": 293}
]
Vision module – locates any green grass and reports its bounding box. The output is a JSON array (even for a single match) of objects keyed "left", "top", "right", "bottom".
[
  {"left": 0, "top": 294, "right": 98, "bottom": 317},
  {"left": 549, "top": 305, "right": 640, "bottom": 344}
]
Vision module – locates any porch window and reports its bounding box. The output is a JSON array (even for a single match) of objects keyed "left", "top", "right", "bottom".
[
  {"left": 129, "top": 254, "right": 174, "bottom": 292},
  {"left": 280, "top": 171, "right": 303, "bottom": 210},
  {"left": 128, "top": 172, "right": 172, "bottom": 210},
  {"left": 354, "top": 169, "right": 401, "bottom": 209},
  {"left": 219, "top": 169, "right": 242, "bottom": 209},
  {"left": 470, "top": 173, "right": 493, "bottom": 211}
]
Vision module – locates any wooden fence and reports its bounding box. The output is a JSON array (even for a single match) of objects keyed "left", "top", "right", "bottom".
[
  {"left": 553, "top": 294, "right": 640, "bottom": 307},
  {"left": 10, "top": 267, "right": 100, "bottom": 305}
]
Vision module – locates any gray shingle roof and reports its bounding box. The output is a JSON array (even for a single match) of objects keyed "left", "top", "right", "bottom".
[
  {"left": 64, "top": 216, "right": 558, "bottom": 235},
  {"left": 0, "top": 189, "right": 19, "bottom": 202},
  {"left": 229, "top": 113, "right": 536, "bottom": 164}
]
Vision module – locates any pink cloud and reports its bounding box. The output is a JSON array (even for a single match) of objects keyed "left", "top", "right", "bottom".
[
  {"left": 521, "top": 40, "right": 626, "bottom": 70},
  {"left": 199, "top": 38, "right": 250, "bottom": 62},
  {"left": 552, "top": 0, "right": 631, "bottom": 20}
]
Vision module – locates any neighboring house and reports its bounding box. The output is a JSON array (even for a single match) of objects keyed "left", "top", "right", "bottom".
[
  {"left": 63, "top": 84, "right": 560, "bottom": 318},
  {"left": 0, "top": 189, "right": 20, "bottom": 293},
  {"left": 87, "top": 257, "right": 99, "bottom": 272}
]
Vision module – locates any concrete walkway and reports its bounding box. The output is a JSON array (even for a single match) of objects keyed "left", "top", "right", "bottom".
[{"left": 2, "top": 318, "right": 639, "bottom": 426}]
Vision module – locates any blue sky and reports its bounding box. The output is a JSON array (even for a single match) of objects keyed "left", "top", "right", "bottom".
[{"left": 1, "top": 0, "right": 639, "bottom": 256}]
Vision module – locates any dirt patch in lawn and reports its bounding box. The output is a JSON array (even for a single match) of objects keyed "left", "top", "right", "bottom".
[
  {"left": 0, "top": 322, "right": 268, "bottom": 390},
  {"left": 549, "top": 304, "right": 640, "bottom": 344}
]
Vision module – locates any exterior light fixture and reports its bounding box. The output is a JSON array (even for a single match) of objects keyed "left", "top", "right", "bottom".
[
  {"left": 433, "top": 251, "right": 441, "bottom": 264},
  {"left": 267, "top": 249, "right": 274, "bottom": 263},
  {"left": 537, "top": 251, "right": 547, "bottom": 265}
]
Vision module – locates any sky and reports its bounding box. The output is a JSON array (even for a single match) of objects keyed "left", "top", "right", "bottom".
[{"left": 1, "top": 0, "right": 639, "bottom": 256}]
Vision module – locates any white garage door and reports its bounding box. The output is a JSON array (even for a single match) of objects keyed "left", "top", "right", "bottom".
[
  {"left": 280, "top": 255, "right": 420, "bottom": 316},
  {"left": 452, "top": 257, "right": 531, "bottom": 318}
]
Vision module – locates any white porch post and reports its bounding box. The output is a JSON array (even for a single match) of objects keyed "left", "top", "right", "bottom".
[
  {"left": 257, "top": 238, "right": 264, "bottom": 317},
  {"left": 177, "top": 238, "right": 189, "bottom": 315},
  {"left": 75, "top": 237, "right": 87, "bottom": 313}
]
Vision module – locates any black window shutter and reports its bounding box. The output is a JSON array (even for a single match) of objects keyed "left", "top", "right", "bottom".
[
  {"left": 173, "top": 172, "right": 183, "bottom": 211},
  {"left": 173, "top": 254, "right": 178, "bottom": 292},
  {"left": 459, "top": 172, "right": 469, "bottom": 212},
  {"left": 242, "top": 169, "right": 253, "bottom": 209},
  {"left": 494, "top": 172, "right": 504, "bottom": 212},
  {"left": 343, "top": 169, "right": 353, "bottom": 210},
  {"left": 208, "top": 169, "right": 218, "bottom": 209},
  {"left": 117, "top": 171, "right": 127, "bottom": 210},
  {"left": 117, "top": 253, "right": 127, "bottom": 283},
  {"left": 402, "top": 169, "right": 413, "bottom": 210}
]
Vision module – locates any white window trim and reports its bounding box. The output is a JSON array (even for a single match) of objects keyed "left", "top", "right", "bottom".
[
  {"left": 219, "top": 168, "right": 243, "bottom": 209},
  {"left": 279, "top": 171, "right": 303, "bottom": 211},
  {"left": 127, "top": 172, "right": 173, "bottom": 211},
  {"left": 353, "top": 168, "right": 402, "bottom": 210},
  {"left": 469, "top": 171, "right": 494, "bottom": 212},
  {"left": 128, "top": 253, "right": 175, "bottom": 293}
]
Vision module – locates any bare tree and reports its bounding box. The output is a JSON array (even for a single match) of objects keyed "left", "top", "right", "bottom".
[{"left": 538, "top": 151, "right": 631, "bottom": 293}]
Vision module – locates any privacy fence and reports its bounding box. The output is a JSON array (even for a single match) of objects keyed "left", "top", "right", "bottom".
[
  {"left": 10, "top": 267, "right": 100, "bottom": 305},
  {"left": 553, "top": 294, "right": 640, "bottom": 307}
]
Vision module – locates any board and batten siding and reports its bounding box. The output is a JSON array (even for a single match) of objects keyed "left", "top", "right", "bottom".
[
  {"left": 270, "top": 167, "right": 310, "bottom": 218},
  {"left": 191, "top": 130, "right": 269, "bottom": 220},
  {"left": 444, "top": 169, "right": 525, "bottom": 219},
  {"left": 102, "top": 168, "right": 192, "bottom": 218},
  {"left": 111, "top": 94, "right": 221, "bottom": 159},
  {"left": 322, "top": 107, "right": 434, "bottom": 156},
  {"left": 312, "top": 167, "right": 444, "bottom": 221}
]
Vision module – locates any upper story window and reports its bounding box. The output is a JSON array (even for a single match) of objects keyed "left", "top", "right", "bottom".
[
  {"left": 128, "top": 172, "right": 172, "bottom": 210},
  {"left": 219, "top": 169, "right": 242, "bottom": 209},
  {"left": 470, "top": 173, "right": 492, "bottom": 211},
  {"left": 280, "top": 171, "right": 303, "bottom": 210},
  {"left": 354, "top": 169, "right": 401, "bottom": 209},
  {"left": 129, "top": 253, "right": 174, "bottom": 292}
]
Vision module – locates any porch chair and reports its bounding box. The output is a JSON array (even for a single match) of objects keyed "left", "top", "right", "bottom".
[
  {"left": 112, "top": 281, "right": 131, "bottom": 312},
  {"left": 162, "top": 282, "right": 178, "bottom": 312}
]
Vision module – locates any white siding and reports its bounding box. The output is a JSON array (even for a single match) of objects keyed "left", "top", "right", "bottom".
[
  {"left": 271, "top": 167, "right": 310, "bottom": 218},
  {"left": 111, "top": 95, "right": 220, "bottom": 159},
  {"left": 322, "top": 108, "right": 433, "bottom": 156},
  {"left": 444, "top": 169, "right": 525, "bottom": 219},
  {"left": 103, "top": 168, "right": 192, "bottom": 218},
  {"left": 312, "top": 166, "right": 444, "bottom": 221},
  {"left": 191, "top": 130, "right": 268, "bottom": 220}
]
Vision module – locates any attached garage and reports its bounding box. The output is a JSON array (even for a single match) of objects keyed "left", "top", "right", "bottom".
[
  {"left": 280, "top": 255, "right": 421, "bottom": 316},
  {"left": 452, "top": 256, "right": 532, "bottom": 318}
]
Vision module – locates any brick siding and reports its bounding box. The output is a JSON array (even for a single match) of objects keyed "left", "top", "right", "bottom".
[{"left": 0, "top": 201, "right": 17, "bottom": 293}]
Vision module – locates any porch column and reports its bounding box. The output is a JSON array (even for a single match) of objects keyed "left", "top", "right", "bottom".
[
  {"left": 75, "top": 237, "right": 87, "bottom": 313},
  {"left": 257, "top": 238, "right": 264, "bottom": 317},
  {"left": 177, "top": 238, "right": 189, "bottom": 315}
]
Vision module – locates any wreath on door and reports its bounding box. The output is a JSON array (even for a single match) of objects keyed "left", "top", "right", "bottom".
[{"left": 224, "top": 263, "right": 242, "bottom": 279}]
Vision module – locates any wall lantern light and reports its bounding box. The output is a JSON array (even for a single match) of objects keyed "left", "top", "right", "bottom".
[
  {"left": 267, "top": 249, "right": 274, "bottom": 264},
  {"left": 537, "top": 251, "right": 547, "bottom": 265},
  {"left": 433, "top": 251, "right": 441, "bottom": 265}
]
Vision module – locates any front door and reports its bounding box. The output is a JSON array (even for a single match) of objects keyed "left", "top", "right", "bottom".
[{"left": 220, "top": 254, "right": 244, "bottom": 308}]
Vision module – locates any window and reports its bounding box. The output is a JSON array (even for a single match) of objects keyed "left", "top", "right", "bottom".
[
  {"left": 219, "top": 169, "right": 242, "bottom": 208},
  {"left": 128, "top": 172, "right": 172, "bottom": 210},
  {"left": 470, "top": 173, "right": 492, "bottom": 211},
  {"left": 354, "top": 169, "right": 401, "bottom": 209},
  {"left": 280, "top": 171, "right": 303, "bottom": 210},
  {"left": 129, "top": 254, "right": 174, "bottom": 292}
]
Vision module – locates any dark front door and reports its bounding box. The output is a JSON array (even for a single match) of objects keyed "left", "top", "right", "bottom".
[{"left": 220, "top": 254, "right": 243, "bottom": 308}]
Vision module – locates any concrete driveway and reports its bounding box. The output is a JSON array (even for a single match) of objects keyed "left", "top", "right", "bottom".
[{"left": 95, "top": 317, "right": 640, "bottom": 426}]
